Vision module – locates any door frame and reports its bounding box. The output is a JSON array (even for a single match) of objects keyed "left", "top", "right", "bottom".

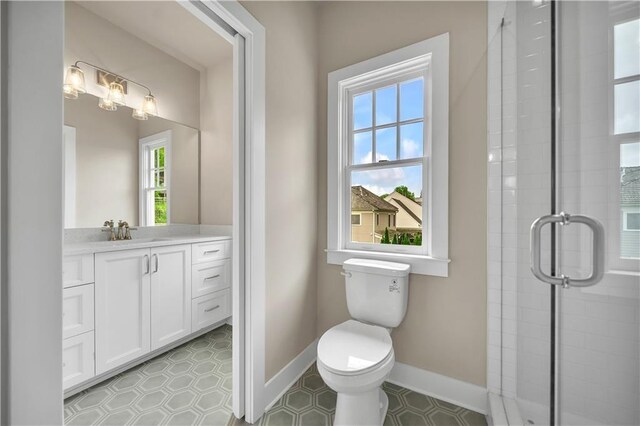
[{"left": 0, "top": 0, "right": 267, "bottom": 424}]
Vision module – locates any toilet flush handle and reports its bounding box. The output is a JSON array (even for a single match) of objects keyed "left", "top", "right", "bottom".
[{"left": 340, "top": 271, "right": 352, "bottom": 278}]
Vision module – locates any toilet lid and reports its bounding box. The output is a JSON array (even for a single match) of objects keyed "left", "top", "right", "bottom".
[{"left": 318, "top": 320, "right": 393, "bottom": 375}]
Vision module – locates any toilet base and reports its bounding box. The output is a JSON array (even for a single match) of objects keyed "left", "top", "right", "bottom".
[{"left": 334, "top": 387, "right": 389, "bottom": 426}]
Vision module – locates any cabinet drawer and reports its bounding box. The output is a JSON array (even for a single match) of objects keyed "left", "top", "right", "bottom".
[
  {"left": 63, "top": 331, "right": 95, "bottom": 390},
  {"left": 192, "top": 240, "right": 231, "bottom": 264},
  {"left": 63, "top": 254, "right": 94, "bottom": 288},
  {"left": 63, "top": 284, "right": 95, "bottom": 339},
  {"left": 191, "top": 289, "right": 231, "bottom": 332},
  {"left": 192, "top": 260, "right": 230, "bottom": 298}
]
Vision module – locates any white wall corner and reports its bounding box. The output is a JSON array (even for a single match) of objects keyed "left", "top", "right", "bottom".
[
  {"left": 263, "top": 339, "right": 318, "bottom": 413},
  {"left": 388, "top": 362, "right": 488, "bottom": 415}
]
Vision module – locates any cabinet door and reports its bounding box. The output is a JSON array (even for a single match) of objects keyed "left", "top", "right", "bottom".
[
  {"left": 95, "top": 249, "right": 151, "bottom": 374},
  {"left": 150, "top": 244, "right": 192, "bottom": 350},
  {"left": 63, "top": 331, "right": 95, "bottom": 390}
]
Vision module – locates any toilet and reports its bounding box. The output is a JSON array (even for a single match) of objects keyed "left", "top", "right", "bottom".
[{"left": 317, "top": 258, "right": 410, "bottom": 426}]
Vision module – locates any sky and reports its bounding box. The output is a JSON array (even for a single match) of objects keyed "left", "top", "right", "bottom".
[{"left": 351, "top": 79, "right": 424, "bottom": 196}]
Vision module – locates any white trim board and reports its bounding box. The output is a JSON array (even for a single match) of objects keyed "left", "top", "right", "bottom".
[
  {"left": 263, "top": 339, "right": 318, "bottom": 412},
  {"left": 263, "top": 346, "right": 489, "bottom": 418},
  {"left": 388, "top": 362, "right": 488, "bottom": 415}
]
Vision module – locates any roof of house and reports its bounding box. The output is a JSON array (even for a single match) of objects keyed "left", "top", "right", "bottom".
[
  {"left": 384, "top": 191, "right": 422, "bottom": 224},
  {"left": 351, "top": 186, "right": 398, "bottom": 212},
  {"left": 622, "top": 166, "right": 640, "bottom": 205}
]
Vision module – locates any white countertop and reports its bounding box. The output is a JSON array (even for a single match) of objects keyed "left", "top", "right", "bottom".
[{"left": 64, "top": 234, "right": 231, "bottom": 256}]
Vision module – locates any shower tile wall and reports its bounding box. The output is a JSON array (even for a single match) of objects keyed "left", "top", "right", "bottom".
[{"left": 487, "top": 3, "right": 553, "bottom": 417}]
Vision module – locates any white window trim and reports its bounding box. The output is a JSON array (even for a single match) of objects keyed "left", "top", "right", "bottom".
[
  {"left": 139, "top": 130, "right": 172, "bottom": 226},
  {"left": 327, "top": 33, "right": 450, "bottom": 277}
]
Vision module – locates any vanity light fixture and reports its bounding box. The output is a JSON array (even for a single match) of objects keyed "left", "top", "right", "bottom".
[
  {"left": 63, "top": 61, "right": 159, "bottom": 120},
  {"left": 63, "top": 64, "right": 86, "bottom": 99}
]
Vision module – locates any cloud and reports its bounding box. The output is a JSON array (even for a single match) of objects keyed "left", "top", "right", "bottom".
[{"left": 401, "top": 138, "right": 421, "bottom": 158}]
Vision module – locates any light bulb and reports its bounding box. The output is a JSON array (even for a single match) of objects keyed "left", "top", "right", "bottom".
[
  {"left": 63, "top": 84, "right": 78, "bottom": 100},
  {"left": 63, "top": 65, "right": 86, "bottom": 95},
  {"left": 142, "top": 94, "right": 158, "bottom": 116},
  {"left": 98, "top": 97, "right": 117, "bottom": 111},
  {"left": 132, "top": 108, "right": 148, "bottom": 120},
  {"left": 107, "top": 82, "right": 126, "bottom": 106}
]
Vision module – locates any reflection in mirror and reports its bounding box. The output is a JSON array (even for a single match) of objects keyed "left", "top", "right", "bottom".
[{"left": 64, "top": 93, "right": 200, "bottom": 228}]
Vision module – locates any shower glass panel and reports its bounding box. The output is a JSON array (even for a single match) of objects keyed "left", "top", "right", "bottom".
[
  {"left": 496, "top": 1, "right": 640, "bottom": 425},
  {"left": 557, "top": 1, "right": 639, "bottom": 425}
]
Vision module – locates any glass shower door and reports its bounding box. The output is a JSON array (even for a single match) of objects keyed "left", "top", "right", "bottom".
[{"left": 552, "top": 1, "right": 639, "bottom": 424}]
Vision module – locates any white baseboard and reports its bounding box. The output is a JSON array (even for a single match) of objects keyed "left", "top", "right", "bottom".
[
  {"left": 262, "top": 346, "right": 488, "bottom": 417},
  {"left": 388, "top": 362, "right": 488, "bottom": 415},
  {"left": 263, "top": 339, "right": 318, "bottom": 412}
]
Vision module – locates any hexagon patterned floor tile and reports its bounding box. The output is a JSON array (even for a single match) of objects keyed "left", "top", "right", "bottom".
[
  {"left": 64, "top": 325, "right": 233, "bottom": 426},
  {"left": 255, "top": 364, "right": 487, "bottom": 426}
]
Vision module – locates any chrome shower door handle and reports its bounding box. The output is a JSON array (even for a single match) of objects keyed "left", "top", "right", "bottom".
[{"left": 530, "top": 212, "right": 605, "bottom": 288}]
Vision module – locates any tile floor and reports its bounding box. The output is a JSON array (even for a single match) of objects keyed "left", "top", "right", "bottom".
[
  {"left": 257, "top": 364, "right": 487, "bottom": 426},
  {"left": 66, "top": 325, "right": 486, "bottom": 426},
  {"left": 64, "top": 325, "right": 233, "bottom": 426}
]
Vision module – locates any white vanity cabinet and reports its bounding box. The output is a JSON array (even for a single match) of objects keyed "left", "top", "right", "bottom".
[
  {"left": 64, "top": 236, "right": 231, "bottom": 393},
  {"left": 95, "top": 244, "right": 192, "bottom": 373},
  {"left": 62, "top": 253, "right": 96, "bottom": 390},
  {"left": 191, "top": 241, "right": 232, "bottom": 332},
  {"left": 95, "top": 248, "right": 151, "bottom": 374},
  {"left": 150, "top": 245, "right": 192, "bottom": 350}
]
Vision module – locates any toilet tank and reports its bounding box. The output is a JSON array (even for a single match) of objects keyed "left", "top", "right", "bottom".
[{"left": 343, "top": 259, "right": 411, "bottom": 328}]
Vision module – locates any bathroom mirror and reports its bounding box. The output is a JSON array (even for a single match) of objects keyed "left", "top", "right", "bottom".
[{"left": 64, "top": 93, "right": 200, "bottom": 228}]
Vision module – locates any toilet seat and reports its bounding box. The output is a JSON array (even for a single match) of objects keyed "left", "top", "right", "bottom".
[{"left": 318, "top": 320, "right": 392, "bottom": 376}]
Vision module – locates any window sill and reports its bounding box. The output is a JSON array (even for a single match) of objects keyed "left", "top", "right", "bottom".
[{"left": 326, "top": 249, "right": 449, "bottom": 277}]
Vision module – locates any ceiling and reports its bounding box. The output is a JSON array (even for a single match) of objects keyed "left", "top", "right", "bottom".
[{"left": 77, "top": 1, "right": 233, "bottom": 71}]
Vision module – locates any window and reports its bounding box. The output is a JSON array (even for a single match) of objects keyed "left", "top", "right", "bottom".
[
  {"left": 623, "top": 210, "right": 640, "bottom": 231},
  {"left": 612, "top": 16, "right": 640, "bottom": 264},
  {"left": 327, "top": 34, "right": 450, "bottom": 277},
  {"left": 139, "top": 131, "right": 171, "bottom": 226},
  {"left": 351, "top": 214, "right": 361, "bottom": 225}
]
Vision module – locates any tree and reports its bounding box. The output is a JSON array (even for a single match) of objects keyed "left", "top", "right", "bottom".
[
  {"left": 394, "top": 185, "right": 415, "bottom": 201},
  {"left": 401, "top": 233, "right": 411, "bottom": 245},
  {"left": 392, "top": 234, "right": 399, "bottom": 244},
  {"left": 414, "top": 233, "right": 422, "bottom": 246},
  {"left": 381, "top": 227, "right": 391, "bottom": 244}
]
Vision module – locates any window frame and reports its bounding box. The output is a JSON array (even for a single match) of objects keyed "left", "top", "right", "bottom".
[
  {"left": 622, "top": 208, "right": 640, "bottom": 232},
  {"left": 327, "top": 34, "right": 450, "bottom": 277},
  {"left": 607, "top": 11, "right": 640, "bottom": 271},
  {"left": 351, "top": 213, "right": 362, "bottom": 226},
  {"left": 139, "top": 130, "right": 172, "bottom": 227}
]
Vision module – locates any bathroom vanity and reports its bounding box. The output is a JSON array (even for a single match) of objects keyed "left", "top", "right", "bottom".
[{"left": 62, "top": 235, "right": 232, "bottom": 395}]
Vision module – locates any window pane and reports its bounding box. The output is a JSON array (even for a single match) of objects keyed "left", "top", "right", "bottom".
[
  {"left": 351, "top": 214, "right": 361, "bottom": 225},
  {"left": 615, "top": 81, "right": 640, "bottom": 135},
  {"left": 627, "top": 213, "right": 640, "bottom": 230},
  {"left": 353, "top": 131, "right": 372, "bottom": 164},
  {"left": 621, "top": 143, "right": 640, "bottom": 257},
  {"left": 154, "top": 190, "right": 167, "bottom": 225},
  {"left": 350, "top": 165, "right": 423, "bottom": 245},
  {"left": 400, "top": 122, "right": 424, "bottom": 159},
  {"left": 353, "top": 92, "right": 373, "bottom": 130},
  {"left": 375, "top": 127, "right": 397, "bottom": 161},
  {"left": 614, "top": 19, "right": 640, "bottom": 79},
  {"left": 400, "top": 78, "right": 424, "bottom": 121},
  {"left": 375, "top": 85, "right": 397, "bottom": 126}
]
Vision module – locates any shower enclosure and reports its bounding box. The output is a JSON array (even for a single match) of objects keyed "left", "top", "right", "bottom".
[{"left": 488, "top": 1, "right": 640, "bottom": 424}]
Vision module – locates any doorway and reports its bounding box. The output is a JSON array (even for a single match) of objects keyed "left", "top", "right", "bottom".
[{"left": 1, "top": 1, "right": 266, "bottom": 424}]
